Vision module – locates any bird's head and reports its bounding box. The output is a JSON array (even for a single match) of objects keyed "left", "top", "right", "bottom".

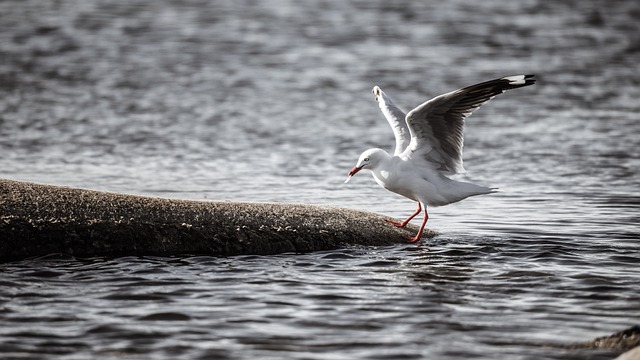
[{"left": 344, "top": 148, "right": 387, "bottom": 183}]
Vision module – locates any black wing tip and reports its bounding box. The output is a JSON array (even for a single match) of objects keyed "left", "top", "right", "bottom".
[
  {"left": 460, "top": 75, "right": 536, "bottom": 95},
  {"left": 524, "top": 74, "right": 536, "bottom": 85}
]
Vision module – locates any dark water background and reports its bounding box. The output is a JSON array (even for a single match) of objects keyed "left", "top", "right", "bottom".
[{"left": 1, "top": 1, "right": 639, "bottom": 359}]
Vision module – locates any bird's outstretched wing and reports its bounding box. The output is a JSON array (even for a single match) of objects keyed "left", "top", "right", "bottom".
[
  {"left": 401, "top": 75, "right": 536, "bottom": 174},
  {"left": 373, "top": 86, "right": 411, "bottom": 156}
]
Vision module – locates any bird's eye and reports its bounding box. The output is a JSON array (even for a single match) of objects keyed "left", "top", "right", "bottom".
[{"left": 364, "top": 157, "right": 370, "bottom": 162}]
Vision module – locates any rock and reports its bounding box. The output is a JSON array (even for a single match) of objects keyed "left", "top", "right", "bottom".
[
  {"left": 567, "top": 325, "right": 640, "bottom": 356},
  {"left": 582, "top": 325, "right": 640, "bottom": 351},
  {"left": 0, "top": 178, "right": 433, "bottom": 262},
  {"left": 615, "top": 346, "right": 640, "bottom": 360}
]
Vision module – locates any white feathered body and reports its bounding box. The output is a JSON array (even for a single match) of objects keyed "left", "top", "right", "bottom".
[{"left": 365, "top": 150, "right": 494, "bottom": 207}]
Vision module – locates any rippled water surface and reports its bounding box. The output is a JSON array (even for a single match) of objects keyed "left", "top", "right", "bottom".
[{"left": 1, "top": 0, "right": 640, "bottom": 359}]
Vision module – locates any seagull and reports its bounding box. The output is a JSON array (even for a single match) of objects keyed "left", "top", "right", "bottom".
[{"left": 345, "top": 75, "right": 536, "bottom": 242}]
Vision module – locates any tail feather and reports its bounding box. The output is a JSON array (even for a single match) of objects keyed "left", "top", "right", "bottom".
[{"left": 433, "top": 181, "right": 495, "bottom": 207}]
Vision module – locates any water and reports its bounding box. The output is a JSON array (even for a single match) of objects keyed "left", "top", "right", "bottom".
[
  {"left": 1, "top": 249, "right": 637, "bottom": 360},
  {"left": 1, "top": 0, "right": 639, "bottom": 359}
]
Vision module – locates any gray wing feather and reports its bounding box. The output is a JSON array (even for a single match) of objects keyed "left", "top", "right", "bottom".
[
  {"left": 373, "top": 86, "right": 411, "bottom": 156},
  {"left": 402, "top": 75, "right": 536, "bottom": 174}
]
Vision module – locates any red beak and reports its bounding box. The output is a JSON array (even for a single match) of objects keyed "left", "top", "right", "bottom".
[
  {"left": 348, "top": 166, "right": 362, "bottom": 177},
  {"left": 344, "top": 165, "right": 363, "bottom": 184}
]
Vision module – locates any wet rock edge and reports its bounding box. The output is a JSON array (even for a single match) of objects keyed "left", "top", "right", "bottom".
[{"left": 0, "top": 178, "right": 431, "bottom": 262}]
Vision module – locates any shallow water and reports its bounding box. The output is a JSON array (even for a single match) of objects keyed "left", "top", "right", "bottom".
[
  {"left": 1, "top": 0, "right": 640, "bottom": 359},
  {"left": 1, "top": 248, "right": 637, "bottom": 360}
]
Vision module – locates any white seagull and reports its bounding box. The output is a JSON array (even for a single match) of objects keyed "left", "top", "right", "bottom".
[{"left": 345, "top": 75, "right": 536, "bottom": 242}]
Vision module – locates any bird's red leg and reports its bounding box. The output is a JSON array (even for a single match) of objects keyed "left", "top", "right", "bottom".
[
  {"left": 386, "top": 202, "right": 421, "bottom": 227},
  {"left": 407, "top": 207, "right": 429, "bottom": 243}
]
